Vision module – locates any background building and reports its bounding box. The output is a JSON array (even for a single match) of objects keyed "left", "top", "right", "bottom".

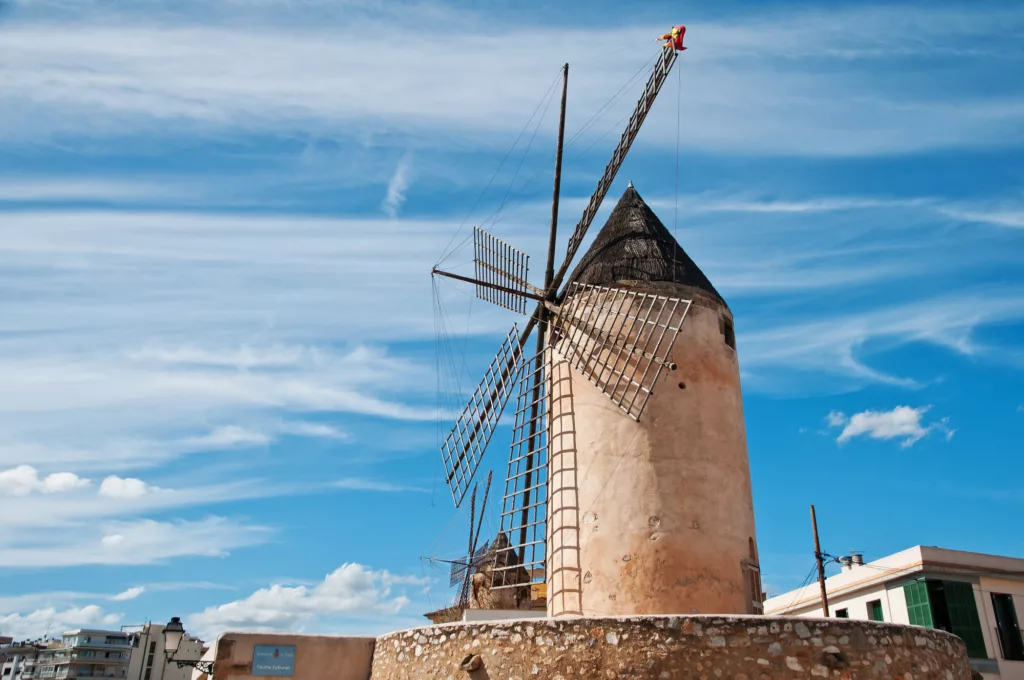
[
  {"left": 3, "top": 625, "right": 204, "bottom": 680},
  {"left": 764, "top": 546, "right": 1024, "bottom": 679},
  {"left": 124, "top": 623, "right": 202, "bottom": 680},
  {"left": 32, "top": 630, "right": 132, "bottom": 680},
  {"left": 1, "top": 641, "right": 45, "bottom": 680}
]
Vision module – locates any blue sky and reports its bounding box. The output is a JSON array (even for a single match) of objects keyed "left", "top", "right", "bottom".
[{"left": 1, "top": 0, "right": 1023, "bottom": 641}]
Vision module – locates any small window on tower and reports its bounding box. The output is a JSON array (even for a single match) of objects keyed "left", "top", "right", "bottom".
[{"left": 722, "top": 318, "right": 736, "bottom": 350}]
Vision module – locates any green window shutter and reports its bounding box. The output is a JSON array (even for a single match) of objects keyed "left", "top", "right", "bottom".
[
  {"left": 943, "top": 581, "right": 988, "bottom": 659},
  {"left": 868, "top": 600, "right": 884, "bottom": 621},
  {"left": 904, "top": 580, "right": 933, "bottom": 628}
]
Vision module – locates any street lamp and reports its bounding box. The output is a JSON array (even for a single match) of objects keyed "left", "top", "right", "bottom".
[{"left": 162, "top": 617, "right": 214, "bottom": 675}]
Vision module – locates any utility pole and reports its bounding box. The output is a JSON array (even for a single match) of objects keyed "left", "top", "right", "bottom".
[{"left": 810, "top": 504, "right": 829, "bottom": 616}]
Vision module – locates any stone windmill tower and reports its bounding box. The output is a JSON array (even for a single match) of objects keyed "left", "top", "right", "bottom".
[
  {"left": 431, "top": 32, "right": 762, "bottom": 620},
  {"left": 546, "top": 183, "right": 761, "bottom": 617}
]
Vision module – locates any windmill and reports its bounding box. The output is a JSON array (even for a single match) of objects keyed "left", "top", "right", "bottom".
[{"left": 431, "top": 33, "right": 691, "bottom": 605}]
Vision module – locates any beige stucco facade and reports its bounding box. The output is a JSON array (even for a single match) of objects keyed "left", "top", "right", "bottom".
[
  {"left": 205, "top": 633, "right": 374, "bottom": 680},
  {"left": 547, "top": 283, "right": 760, "bottom": 617}
]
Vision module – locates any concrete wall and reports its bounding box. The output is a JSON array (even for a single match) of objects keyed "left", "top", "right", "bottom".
[
  {"left": 548, "top": 285, "right": 759, "bottom": 617},
  {"left": 369, "top": 615, "right": 972, "bottom": 679},
  {"left": 208, "top": 634, "right": 374, "bottom": 680}
]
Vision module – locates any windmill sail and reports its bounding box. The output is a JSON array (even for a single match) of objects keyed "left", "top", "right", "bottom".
[
  {"left": 559, "top": 42, "right": 680, "bottom": 278},
  {"left": 493, "top": 348, "right": 549, "bottom": 591},
  {"left": 473, "top": 227, "right": 535, "bottom": 314},
  {"left": 434, "top": 38, "right": 687, "bottom": 618},
  {"left": 550, "top": 282, "right": 690, "bottom": 421},
  {"left": 440, "top": 325, "right": 525, "bottom": 507},
  {"left": 448, "top": 541, "right": 490, "bottom": 588}
]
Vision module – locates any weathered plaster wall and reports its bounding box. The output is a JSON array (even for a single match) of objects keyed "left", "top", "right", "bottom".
[
  {"left": 369, "top": 615, "right": 972, "bottom": 679},
  {"left": 548, "top": 285, "right": 759, "bottom": 617},
  {"left": 209, "top": 633, "right": 374, "bottom": 680}
]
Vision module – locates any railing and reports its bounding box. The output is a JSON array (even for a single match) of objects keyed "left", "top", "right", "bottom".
[{"left": 993, "top": 625, "right": 1024, "bottom": 661}]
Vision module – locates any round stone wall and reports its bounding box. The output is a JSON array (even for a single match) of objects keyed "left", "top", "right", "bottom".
[{"left": 369, "top": 615, "right": 972, "bottom": 680}]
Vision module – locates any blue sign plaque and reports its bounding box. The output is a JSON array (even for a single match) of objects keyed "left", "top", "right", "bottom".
[{"left": 252, "top": 645, "right": 296, "bottom": 677}]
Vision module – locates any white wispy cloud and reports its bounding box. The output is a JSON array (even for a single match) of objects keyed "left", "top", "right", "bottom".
[
  {"left": 0, "top": 517, "right": 273, "bottom": 568},
  {"left": 381, "top": 151, "right": 413, "bottom": 219},
  {"left": 188, "top": 563, "right": 425, "bottom": 639},
  {"left": 279, "top": 422, "right": 348, "bottom": 440},
  {"left": 0, "top": 5, "right": 1020, "bottom": 155},
  {"left": 827, "top": 406, "right": 954, "bottom": 448},
  {"left": 825, "top": 411, "right": 847, "bottom": 428},
  {"left": 333, "top": 478, "right": 428, "bottom": 493},
  {"left": 184, "top": 426, "right": 270, "bottom": 450},
  {"left": 109, "top": 586, "right": 145, "bottom": 601},
  {"left": 937, "top": 206, "right": 1024, "bottom": 230},
  {"left": 740, "top": 291, "right": 1024, "bottom": 390}
]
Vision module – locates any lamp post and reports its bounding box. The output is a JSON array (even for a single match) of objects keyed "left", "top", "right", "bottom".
[{"left": 162, "top": 618, "right": 214, "bottom": 675}]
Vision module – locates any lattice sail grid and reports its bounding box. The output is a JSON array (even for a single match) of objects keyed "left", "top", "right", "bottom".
[
  {"left": 473, "top": 226, "right": 530, "bottom": 315},
  {"left": 493, "top": 349, "right": 549, "bottom": 593},
  {"left": 440, "top": 325, "right": 524, "bottom": 507},
  {"left": 448, "top": 541, "right": 490, "bottom": 588},
  {"left": 550, "top": 283, "right": 691, "bottom": 421}
]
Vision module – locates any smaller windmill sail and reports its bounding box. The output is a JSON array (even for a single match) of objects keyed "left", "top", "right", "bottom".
[
  {"left": 441, "top": 325, "right": 525, "bottom": 507},
  {"left": 494, "top": 348, "right": 549, "bottom": 593},
  {"left": 448, "top": 541, "right": 490, "bottom": 588},
  {"left": 473, "top": 227, "right": 533, "bottom": 314},
  {"left": 550, "top": 282, "right": 691, "bottom": 421}
]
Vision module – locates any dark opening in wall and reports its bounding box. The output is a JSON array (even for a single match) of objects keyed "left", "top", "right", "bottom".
[{"left": 722, "top": 318, "right": 736, "bottom": 350}]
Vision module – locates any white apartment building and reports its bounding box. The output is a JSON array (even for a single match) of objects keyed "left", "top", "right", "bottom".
[
  {"left": 124, "top": 624, "right": 202, "bottom": 680},
  {"left": 764, "top": 545, "right": 1024, "bottom": 679},
  {"left": 1, "top": 642, "right": 44, "bottom": 680},
  {"left": 33, "top": 630, "right": 133, "bottom": 680}
]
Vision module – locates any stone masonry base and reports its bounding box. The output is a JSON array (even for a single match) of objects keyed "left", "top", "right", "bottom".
[{"left": 369, "top": 615, "right": 972, "bottom": 680}]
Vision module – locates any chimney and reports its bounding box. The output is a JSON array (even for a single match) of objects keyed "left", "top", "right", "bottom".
[
  {"left": 839, "top": 556, "right": 853, "bottom": 572},
  {"left": 851, "top": 552, "right": 864, "bottom": 566}
]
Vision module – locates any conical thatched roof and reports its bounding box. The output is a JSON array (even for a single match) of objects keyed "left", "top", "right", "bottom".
[{"left": 566, "top": 184, "right": 726, "bottom": 307}]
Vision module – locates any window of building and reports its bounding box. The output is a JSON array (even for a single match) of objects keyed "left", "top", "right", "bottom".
[
  {"left": 5, "top": 668, "right": 13, "bottom": 675},
  {"left": 147, "top": 643, "right": 154, "bottom": 656},
  {"left": 145, "top": 656, "right": 153, "bottom": 669},
  {"left": 992, "top": 593, "right": 1024, "bottom": 661},
  {"left": 903, "top": 579, "right": 988, "bottom": 659},
  {"left": 835, "top": 608, "right": 849, "bottom": 618},
  {"left": 143, "top": 670, "right": 150, "bottom": 680},
  {"left": 868, "top": 599, "right": 884, "bottom": 621},
  {"left": 722, "top": 318, "right": 736, "bottom": 350}
]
